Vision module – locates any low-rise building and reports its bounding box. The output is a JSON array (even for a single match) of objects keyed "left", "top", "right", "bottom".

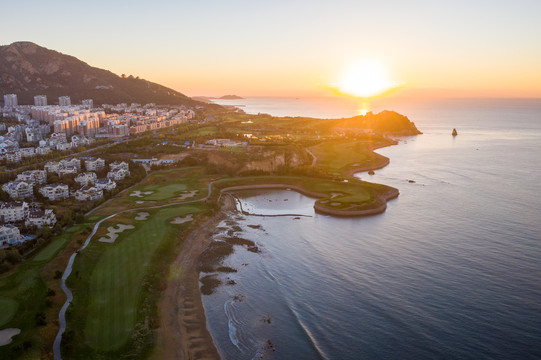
[
  {"left": 94, "top": 178, "right": 116, "bottom": 191},
  {"left": 109, "top": 161, "right": 130, "bottom": 172},
  {"left": 17, "top": 170, "right": 47, "bottom": 185},
  {"left": 74, "top": 186, "right": 103, "bottom": 201},
  {"left": 75, "top": 172, "right": 97, "bottom": 186},
  {"left": 107, "top": 168, "right": 130, "bottom": 181},
  {"left": 25, "top": 209, "right": 56, "bottom": 228},
  {"left": 2, "top": 180, "right": 33, "bottom": 200},
  {"left": 0, "top": 224, "right": 22, "bottom": 248},
  {"left": 58, "top": 166, "right": 78, "bottom": 177},
  {"left": 85, "top": 157, "right": 105, "bottom": 171},
  {"left": 0, "top": 201, "right": 29, "bottom": 222},
  {"left": 39, "top": 184, "right": 69, "bottom": 201}
]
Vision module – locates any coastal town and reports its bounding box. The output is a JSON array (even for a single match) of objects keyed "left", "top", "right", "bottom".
[{"left": 0, "top": 93, "right": 198, "bottom": 249}]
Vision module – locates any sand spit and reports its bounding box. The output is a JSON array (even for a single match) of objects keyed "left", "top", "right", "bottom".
[
  {"left": 0, "top": 328, "right": 21, "bottom": 346},
  {"left": 130, "top": 190, "right": 154, "bottom": 198},
  {"left": 98, "top": 224, "right": 135, "bottom": 243},
  {"left": 135, "top": 212, "right": 150, "bottom": 221},
  {"left": 170, "top": 214, "right": 193, "bottom": 224}
]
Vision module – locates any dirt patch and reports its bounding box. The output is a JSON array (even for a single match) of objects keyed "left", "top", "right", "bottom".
[
  {"left": 0, "top": 328, "right": 21, "bottom": 346},
  {"left": 135, "top": 212, "right": 150, "bottom": 221},
  {"left": 170, "top": 214, "right": 193, "bottom": 224},
  {"left": 98, "top": 224, "right": 135, "bottom": 243}
]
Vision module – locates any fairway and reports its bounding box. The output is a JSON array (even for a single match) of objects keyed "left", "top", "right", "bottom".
[
  {"left": 31, "top": 225, "right": 87, "bottom": 263},
  {"left": 0, "top": 296, "right": 18, "bottom": 327},
  {"left": 309, "top": 140, "right": 386, "bottom": 174},
  {"left": 133, "top": 183, "right": 188, "bottom": 201},
  {"left": 83, "top": 205, "right": 202, "bottom": 351}
]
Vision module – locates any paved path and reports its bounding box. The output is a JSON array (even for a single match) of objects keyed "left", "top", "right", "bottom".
[{"left": 305, "top": 147, "right": 317, "bottom": 166}]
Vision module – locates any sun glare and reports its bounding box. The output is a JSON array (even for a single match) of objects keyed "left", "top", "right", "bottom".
[{"left": 337, "top": 61, "right": 396, "bottom": 98}]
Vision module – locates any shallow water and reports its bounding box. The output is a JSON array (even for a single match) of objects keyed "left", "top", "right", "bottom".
[{"left": 201, "top": 98, "right": 541, "bottom": 359}]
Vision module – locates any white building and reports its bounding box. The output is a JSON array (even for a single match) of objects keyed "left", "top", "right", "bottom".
[
  {"left": 45, "top": 158, "right": 81, "bottom": 175},
  {"left": 61, "top": 158, "right": 81, "bottom": 171},
  {"left": 58, "top": 166, "right": 78, "bottom": 177},
  {"left": 75, "top": 172, "right": 97, "bottom": 186},
  {"left": 85, "top": 157, "right": 105, "bottom": 171},
  {"left": 19, "top": 147, "right": 36, "bottom": 158},
  {"left": 94, "top": 178, "right": 116, "bottom": 191},
  {"left": 74, "top": 186, "right": 103, "bottom": 201},
  {"left": 25, "top": 209, "right": 56, "bottom": 228},
  {"left": 3, "top": 94, "right": 18, "bottom": 108},
  {"left": 2, "top": 180, "right": 33, "bottom": 200},
  {"left": 0, "top": 201, "right": 29, "bottom": 223},
  {"left": 0, "top": 224, "right": 22, "bottom": 248},
  {"left": 39, "top": 184, "right": 69, "bottom": 201},
  {"left": 34, "top": 95, "right": 47, "bottom": 106},
  {"left": 82, "top": 99, "right": 93, "bottom": 109},
  {"left": 25, "top": 127, "right": 43, "bottom": 142},
  {"left": 109, "top": 161, "right": 130, "bottom": 172},
  {"left": 107, "top": 168, "right": 130, "bottom": 181},
  {"left": 59, "top": 96, "right": 71, "bottom": 106},
  {"left": 17, "top": 170, "right": 47, "bottom": 185}
]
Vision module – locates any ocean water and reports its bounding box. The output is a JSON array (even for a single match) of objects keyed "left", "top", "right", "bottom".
[{"left": 201, "top": 98, "right": 541, "bottom": 359}]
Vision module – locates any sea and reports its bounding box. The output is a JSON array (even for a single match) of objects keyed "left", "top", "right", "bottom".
[{"left": 202, "top": 96, "right": 541, "bottom": 359}]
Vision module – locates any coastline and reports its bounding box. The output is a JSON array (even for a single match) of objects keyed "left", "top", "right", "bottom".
[
  {"left": 220, "top": 184, "right": 398, "bottom": 217},
  {"left": 153, "top": 195, "right": 235, "bottom": 360},
  {"left": 155, "top": 138, "right": 402, "bottom": 358}
]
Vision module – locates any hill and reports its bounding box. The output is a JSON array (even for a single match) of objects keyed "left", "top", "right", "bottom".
[{"left": 0, "top": 41, "right": 204, "bottom": 107}]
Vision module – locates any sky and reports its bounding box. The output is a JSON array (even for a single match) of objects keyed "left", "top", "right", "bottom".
[{"left": 2, "top": 0, "right": 541, "bottom": 98}]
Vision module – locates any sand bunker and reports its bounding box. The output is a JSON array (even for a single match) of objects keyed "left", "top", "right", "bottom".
[
  {"left": 99, "top": 224, "right": 135, "bottom": 243},
  {"left": 177, "top": 190, "right": 198, "bottom": 201},
  {"left": 135, "top": 212, "right": 150, "bottom": 221},
  {"left": 130, "top": 190, "right": 154, "bottom": 198},
  {"left": 0, "top": 328, "right": 21, "bottom": 346},
  {"left": 170, "top": 214, "right": 193, "bottom": 224}
]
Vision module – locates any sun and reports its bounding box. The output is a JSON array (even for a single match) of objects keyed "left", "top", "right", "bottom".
[{"left": 336, "top": 61, "right": 397, "bottom": 99}]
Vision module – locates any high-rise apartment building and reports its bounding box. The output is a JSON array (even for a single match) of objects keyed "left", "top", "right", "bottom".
[
  {"left": 59, "top": 96, "right": 71, "bottom": 106},
  {"left": 3, "top": 94, "right": 18, "bottom": 108},
  {"left": 82, "top": 99, "right": 94, "bottom": 109},
  {"left": 34, "top": 95, "right": 47, "bottom": 106}
]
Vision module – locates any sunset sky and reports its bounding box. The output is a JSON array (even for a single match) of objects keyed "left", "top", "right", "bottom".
[{"left": 2, "top": 0, "right": 541, "bottom": 98}]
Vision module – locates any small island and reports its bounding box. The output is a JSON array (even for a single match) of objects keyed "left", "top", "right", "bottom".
[{"left": 219, "top": 94, "right": 244, "bottom": 100}]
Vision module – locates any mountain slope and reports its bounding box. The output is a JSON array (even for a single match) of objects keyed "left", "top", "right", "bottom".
[{"left": 0, "top": 41, "right": 202, "bottom": 106}]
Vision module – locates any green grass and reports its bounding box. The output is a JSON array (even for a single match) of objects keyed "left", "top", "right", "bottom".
[
  {"left": 70, "top": 204, "right": 203, "bottom": 353},
  {"left": 31, "top": 225, "right": 88, "bottom": 263},
  {"left": 0, "top": 224, "right": 89, "bottom": 359},
  {"left": 309, "top": 140, "right": 388, "bottom": 175},
  {"left": 0, "top": 296, "right": 18, "bottom": 327},
  {"left": 93, "top": 167, "right": 214, "bottom": 217},
  {"left": 184, "top": 126, "right": 218, "bottom": 137},
  {"left": 133, "top": 183, "right": 188, "bottom": 201},
  {"left": 213, "top": 175, "right": 391, "bottom": 211}
]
